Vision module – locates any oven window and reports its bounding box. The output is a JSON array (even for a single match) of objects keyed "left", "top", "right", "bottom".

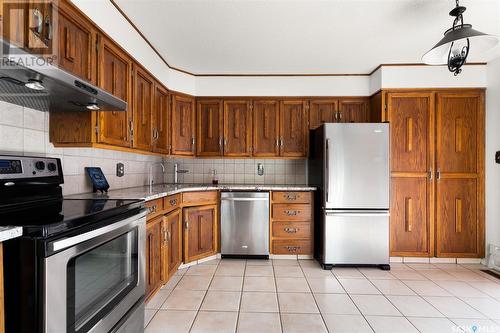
[{"left": 67, "top": 228, "right": 139, "bottom": 333}]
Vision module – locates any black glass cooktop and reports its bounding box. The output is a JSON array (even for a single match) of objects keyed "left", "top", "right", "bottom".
[{"left": 0, "top": 198, "right": 144, "bottom": 238}]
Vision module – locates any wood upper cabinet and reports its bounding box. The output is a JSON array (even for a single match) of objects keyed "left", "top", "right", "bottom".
[
  {"left": 387, "top": 92, "right": 434, "bottom": 257},
  {"left": 146, "top": 216, "right": 162, "bottom": 299},
  {"left": 197, "top": 99, "right": 223, "bottom": 156},
  {"left": 309, "top": 99, "right": 338, "bottom": 129},
  {"left": 2, "top": 1, "right": 28, "bottom": 48},
  {"left": 97, "top": 37, "right": 133, "bottom": 147},
  {"left": 133, "top": 65, "right": 154, "bottom": 151},
  {"left": 153, "top": 84, "right": 170, "bottom": 154},
  {"left": 171, "top": 94, "right": 196, "bottom": 156},
  {"left": 279, "top": 100, "right": 308, "bottom": 157},
  {"left": 223, "top": 100, "right": 252, "bottom": 157},
  {"left": 183, "top": 205, "right": 217, "bottom": 263},
  {"left": 161, "top": 209, "right": 182, "bottom": 283},
  {"left": 253, "top": 100, "right": 280, "bottom": 157},
  {"left": 435, "top": 92, "right": 484, "bottom": 258},
  {"left": 55, "top": 1, "right": 96, "bottom": 83},
  {"left": 339, "top": 98, "right": 369, "bottom": 123}
]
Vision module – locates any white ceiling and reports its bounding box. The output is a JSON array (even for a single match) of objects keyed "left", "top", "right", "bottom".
[{"left": 114, "top": 0, "right": 500, "bottom": 75}]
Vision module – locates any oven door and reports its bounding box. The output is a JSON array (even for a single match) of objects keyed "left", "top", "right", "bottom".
[{"left": 44, "top": 210, "right": 146, "bottom": 333}]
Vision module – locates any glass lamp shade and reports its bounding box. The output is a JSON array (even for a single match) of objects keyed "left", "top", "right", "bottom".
[{"left": 422, "top": 24, "right": 499, "bottom": 65}]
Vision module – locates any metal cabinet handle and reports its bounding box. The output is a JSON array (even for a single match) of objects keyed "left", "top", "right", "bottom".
[
  {"left": 219, "top": 137, "right": 223, "bottom": 151},
  {"left": 163, "top": 228, "right": 168, "bottom": 245},
  {"left": 184, "top": 220, "right": 189, "bottom": 229},
  {"left": 284, "top": 210, "right": 298, "bottom": 216},
  {"left": 169, "top": 199, "right": 177, "bottom": 206},
  {"left": 224, "top": 138, "right": 227, "bottom": 146},
  {"left": 279, "top": 138, "right": 284, "bottom": 147},
  {"left": 428, "top": 168, "right": 433, "bottom": 181},
  {"left": 276, "top": 138, "right": 280, "bottom": 147},
  {"left": 284, "top": 227, "right": 298, "bottom": 233},
  {"left": 436, "top": 169, "right": 441, "bottom": 180},
  {"left": 285, "top": 194, "right": 297, "bottom": 201},
  {"left": 285, "top": 246, "right": 300, "bottom": 252}
]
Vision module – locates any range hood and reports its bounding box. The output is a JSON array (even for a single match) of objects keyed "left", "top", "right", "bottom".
[{"left": 0, "top": 38, "right": 127, "bottom": 112}]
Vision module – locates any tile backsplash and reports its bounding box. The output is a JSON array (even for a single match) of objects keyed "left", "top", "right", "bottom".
[{"left": 0, "top": 101, "right": 163, "bottom": 195}]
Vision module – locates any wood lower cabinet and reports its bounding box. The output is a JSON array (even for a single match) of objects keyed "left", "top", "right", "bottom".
[
  {"left": 197, "top": 99, "right": 223, "bottom": 156},
  {"left": 183, "top": 205, "right": 217, "bottom": 263},
  {"left": 161, "top": 209, "right": 182, "bottom": 282},
  {"left": 146, "top": 216, "right": 162, "bottom": 299},
  {"left": 223, "top": 100, "right": 252, "bottom": 157},
  {"left": 171, "top": 94, "right": 196, "bottom": 156},
  {"left": 253, "top": 100, "right": 280, "bottom": 157}
]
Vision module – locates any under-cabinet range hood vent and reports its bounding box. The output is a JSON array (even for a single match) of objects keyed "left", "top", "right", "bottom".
[{"left": 0, "top": 38, "right": 127, "bottom": 112}]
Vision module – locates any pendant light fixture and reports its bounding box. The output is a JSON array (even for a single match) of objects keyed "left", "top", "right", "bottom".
[{"left": 422, "top": 0, "right": 499, "bottom": 75}]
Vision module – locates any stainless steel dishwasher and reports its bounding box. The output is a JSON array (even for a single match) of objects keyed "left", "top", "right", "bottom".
[{"left": 220, "top": 192, "right": 270, "bottom": 258}]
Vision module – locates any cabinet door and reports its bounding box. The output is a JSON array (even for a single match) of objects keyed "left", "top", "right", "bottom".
[
  {"left": 167, "top": 209, "right": 182, "bottom": 278},
  {"left": 2, "top": 1, "right": 28, "bottom": 48},
  {"left": 197, "top": 99, "right": 223, "bottom": 156},
  {"left": 223, "top": 100, "right": 252, "bottom": 157},
  {"left": 253, "top": 100, "right": 280, "bottom": 157},
  {"left": 153, "top": 84, "right": 170, "bottom": 154},
  {"left": 133, "top": 66, "right": 154, "bottom": 151},
  {"left": 435, "top": 92, "right": 484, "bottom": 258},
  {"left": 387, "top": 93, "right": 434, "bottom": 257},
  {"left": 56, "top": 1, "right": 96, "bottom": 83},
  {"left": 183, "top": 205, "right": 217, "bottom": 263},
  {"left": 97, "top": 37, "right": 132, "bottom": 147},
  {"left": 339, "top": 98, "right": 369, "bottom": 123},
  {"left": 146, "top": 217, "right": 162, "bottom": 298},
  {"left": 279, "top": 100, "right": 308, "bottom": 157},
  {"left": 309, "top": 99, "right": 338, "bottom": 129},
  {"left": 171, "top": 95, "right": 196, "bottom": 156}
]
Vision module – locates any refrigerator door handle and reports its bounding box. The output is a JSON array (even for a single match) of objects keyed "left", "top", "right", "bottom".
[{"left": 325, "top": 138, "right": 331, "bottom": 203}]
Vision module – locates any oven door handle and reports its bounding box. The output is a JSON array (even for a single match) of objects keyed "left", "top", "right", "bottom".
[{"left": 50, "top": 209, "right": 147, "bottom": 252}]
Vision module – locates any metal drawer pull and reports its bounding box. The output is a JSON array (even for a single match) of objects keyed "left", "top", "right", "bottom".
[
  {"left": 284, "top": 210, "right": 298, "bottom": 216},
  {"left": 285, "top": 246, "right": 301, "bottom": 252},
  {"left": 284, "top": 227, "right": 298, "bottom": 233},
  {"left": 285, "top": 194, "right": 297, "bottom": 200},
  {"left": 169, "top": 199, "right": 178, "bottom": 206}
]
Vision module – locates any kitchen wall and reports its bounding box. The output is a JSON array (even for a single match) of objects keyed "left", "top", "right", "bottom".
[
  {"left": 0, "top": 101, "right": 164, "bottom": 195},
  {"left": 164, "top": 158, "right": 307, "bottom": 185}
]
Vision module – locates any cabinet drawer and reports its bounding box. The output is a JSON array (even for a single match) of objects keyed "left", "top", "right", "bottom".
[
  {"left": 272, "top": 204, "right": 311, "bottom": 221},
  {"left": 272, "top": 191, "right": 312, "bottom": 204},
  {"left": 272, "top": 239, "right": 312, "bottom": 255},
  {"left": 272, "top": 221, "right": 311, "bottom": 239},
  {"left": 164, "top": 194, "right": 181, "bottom": 213},
  {"left": 146, "top": 199, "right": 164, "bottom": 219},
  {"left": 182, "top": 191, "right": 218, "bottom": 205}
]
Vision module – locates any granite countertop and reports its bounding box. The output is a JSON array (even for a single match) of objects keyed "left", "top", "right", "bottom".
[
  {"left": 68, "top": 183, "right": 317, "bottom": 201},
  {"left": 0, "top": 226, "right": 23, "bottom": 242}
]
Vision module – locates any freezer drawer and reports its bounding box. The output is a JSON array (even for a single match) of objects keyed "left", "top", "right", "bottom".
[
  {"left": 220, "top": 192, "right": 270, "bottom": 256},
  {"left": 323, "top": 210, "right": 389, "bottom": 266}
]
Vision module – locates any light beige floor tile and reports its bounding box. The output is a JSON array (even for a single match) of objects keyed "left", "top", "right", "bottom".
[
  {"left": 245, "top": 265, "right": 274, "bottom": 277},
  {"left": 467, "top": 281, "right": 500, "bottom": 298},
  {"left": 323, "top": 314, "right": 373, "bottom": 333},
  {"left": 200, "top": 291, "right": 241, "bottom": 311},
  {"left": 162, "top": 274, "right": 182, "bottom": 290},
  {"left": 301, "top": 266, "right": 333, "bottom": 278},
  {"left": 448, "top": 270, "right": 490, "bottom": 282},
  {"left": 220, "top": 259, "right": 246, "bottom": 266},
  {"left": 276, "top": 277, "right": 310, "bottom": 292},
  {"left": 435, "top": 280, "right": 490, "bottom": 297},
  {"left": 145, "top": 310, "right": 197, "bottom": 333},
  {"left": 146, "top": 289, "right": 172, "bottom": 309},
  {"left": 237, "top": 312, "right": 281, "bottom": 333},
  {"left": 161, "top": 289, "right": 205, "bottom": 310},
  {"left": 190, "top": 311, "right": 238, "bottom": 333},
  {"left": 332, "top": 267, "right": 365, "bottom": 279},
  {"left": 175, "top": 275, "right": 212, "bottom": 291},
  {"left": 390, "top": 270, "right": 427, "bottom": 280},
  {"left": 280, "top": 313, "right": 327, "bottom": 333},
  {"left": 210, "top": 276, "right": 244, "bottom": 291},
  {"left": 175, "top": 267, "right": 189, "bottom": 276},
  {"left": 278, "top": 292, "right": 319, "bottom": 313},
  {"left": 424, "top": 296, "right": 485, "bottom": 319},
  {"left": 359, "top": 268, "right": 396, "bottom": 280},
  {"left": 461, "top": 297, "right": 500, "bottom": 319},
  {"left": 407, "top": 264, "right": 438, "bottom": 270},
  {"left": 246, "top": 259, "right": 272, "bottom": 266},
  {"left": 307, "top": 277, "right": 345, "bottom": 293},
  {"left": 199, "top": 258, "right": 220, "bottom": 265},
  {"left": 274, "top": 266, "right": 304, "bottom": 278},
  {"left": 387, "top": 295, "right": 444, "bottom": 317},
  {"left": 185, "top": 264, "right": 217, "bottom": 276},
  {"left": 365, "top": 316, "right": 419, "bottom": 333},
  {"left": 298, "top": 259, "right": 320, "bottom": 268},
  {"left": 273, "top": 259, "right": 300, "bottom": 266},
  {"left": 402, "top": 280, "right": 452, "bottom": 296},
  {"left": 432, "top": 264, "right": 468, "bottom": 271},
  {"left": 350, "top": 295, "right": 401, "bottom": 316},
  {"left": 451, "top": 319, "right": 500, "bottom": 333},
  {"left": 371, "top": 279, "right": 416, "bottom": 295},
  {"left": 240, "top": 292, "right": 279, "bottom": 313},
  {"left": 144, "top": 309, "right": 156, "bottom": 328},
  {"left": 389, "top": 263, "right": 414, "bottom": 271},
  {"left": 216, "top": 264, "right": 246, "bottom": 276},
  {"left": 417, "top": 269, "right": 457, "bottom": 281},
  {"left": 243, "top": 276, "right": 276, "bottom": 292},
  {"left": 313, "top": 293, "right": 359, "bottom": 314},
  {"left": 338, "top": 278, "right": 381, "bottom": 294},
  {"left": 407, "top": 317, "right": 457, "bottom": 333}
]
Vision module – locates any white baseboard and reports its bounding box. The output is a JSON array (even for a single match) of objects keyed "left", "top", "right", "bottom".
[
  {"left": 456, "top": 258, "right": 482, "bottom": 264},
  {"left": 298, "top": 255, "right": 314, "bottom": 260},
  {"left": 430, "top": 258, "right": 457, "bottom": 264},
  {"left": 403, "top": 257, "right": 430, "bottom": 263},
  {"left": 390, "top": 257, "right": 403, "bottom": 263},
  {"left": 270, "top": 254, "right": 297, "bottom": 260},
  {"left": 198, "top": 254, "right": 218, "bottom": 264}
]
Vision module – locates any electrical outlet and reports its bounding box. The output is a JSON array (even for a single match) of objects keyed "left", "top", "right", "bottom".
[
  {"left": 257, "top": 163, "right": 264, "bottom": 176},
  {"left": 116, "top": 163, "right": 124, "bottom": 177},
  {"left": 496, "top": 151, "right": 500, "bottom": 164}
]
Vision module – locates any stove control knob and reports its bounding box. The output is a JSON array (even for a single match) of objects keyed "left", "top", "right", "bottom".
[
  {"left": 47, "top": 162, "right": 57, "bottom": 172},
  {"left": 35, "top": 161, "right": 45, "bottom": 171}
]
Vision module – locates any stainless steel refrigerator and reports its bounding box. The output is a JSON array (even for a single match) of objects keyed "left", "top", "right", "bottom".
[{"left": 309, "top": 123, "right": 390, "bottom": 270}]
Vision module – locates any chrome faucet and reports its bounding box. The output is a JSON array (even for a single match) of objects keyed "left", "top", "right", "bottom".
[
  {"left": 148, "top": 162, "right": 165, "bottom": 193},
  {"left": 174, "top": 163, "right": 189, "bottom": 184}
]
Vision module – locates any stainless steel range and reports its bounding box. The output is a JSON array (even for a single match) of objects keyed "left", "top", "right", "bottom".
[{"left": 0, "top": 155, "right": 146, "bottom": 333}]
